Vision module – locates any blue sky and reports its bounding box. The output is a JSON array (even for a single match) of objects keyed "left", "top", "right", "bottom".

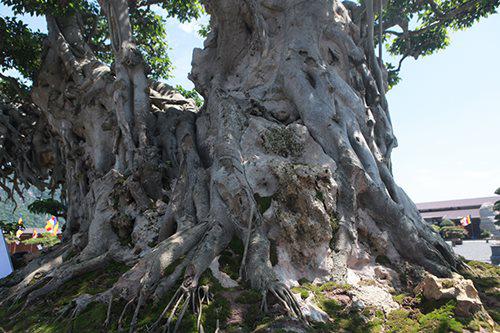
[{"left": 1, "top": 5, "right": 499, "bottom": 203}]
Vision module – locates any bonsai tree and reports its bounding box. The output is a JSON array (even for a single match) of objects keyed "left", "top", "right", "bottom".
[
  {"left": 440, "top": 226, "right": 466, "bottom": 240},
  {"left": 0, "top": 0, "right": 498, "bottom": 330},
  {"left": 440, "top": 219, "right": 456, "bottom": 227}
]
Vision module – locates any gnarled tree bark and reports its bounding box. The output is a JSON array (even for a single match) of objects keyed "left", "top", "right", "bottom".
[{"left": 0, "top": 0, "right": 460, "bottom": 331}]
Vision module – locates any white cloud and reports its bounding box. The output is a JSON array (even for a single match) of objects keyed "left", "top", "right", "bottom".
[{"left": 178, "top": 21, "right": 197, "bottom": 34}]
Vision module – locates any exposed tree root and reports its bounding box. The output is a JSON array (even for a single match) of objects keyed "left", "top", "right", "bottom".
[
  {"left": 118, "top": 298, "right": 136, "bottom": 332},
  {"left": 0, "top": 1, "right": 465, "bottom": 332},
  {"left": 150, "top": 280, "right": 212, "bottom": 333},
  {"left": 104, "top": 294, "right": 114, "bottom": 328}
]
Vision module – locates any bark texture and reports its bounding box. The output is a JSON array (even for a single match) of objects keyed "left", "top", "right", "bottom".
[{"left": 0, "top": 0, "right": 461, "bottom": 331}]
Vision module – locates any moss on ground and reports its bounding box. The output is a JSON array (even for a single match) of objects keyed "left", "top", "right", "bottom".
[
  {"left": 1, "top": 260, "right": 497, "bottom": 332},
  {"left": 0, "top": 261, "right": 129, "bottom": 333},
  {"left": 386, "top": 267, "right": 499, "bottom": 333},
  {"left": 235, "top": 289, "right": 261, "bottom": 304},
  {"left": 461, "top": 260, "right": 500, "bottom": 324},
  {"left": 218, "top": 237, "right": 244, "bottom": 280}
]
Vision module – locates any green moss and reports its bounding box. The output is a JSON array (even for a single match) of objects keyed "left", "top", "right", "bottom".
[
  {"left": 418, "top": 301, "right": 463, "bottom": 333},
  {"left": 243, "top": 303, "right": 270, "bottom": 330},
  {"left": 0, "top": 262, "right": 129, "bottom": 333},
  {"left": 72, "top": 302, "right": 108, "bottom": 332},
  {"left": 53, "top": 261, "right": 129, "bottom": 306},
  {"left": 218, "top": 237, "right": 244, "bottom": 280},
  {"left": 319, "top": 281, "right": 351, "bottom": 292},
  {"left": 298, "top": 277, "right": 310, "bottom": 285},
  {"left": 461, "top": 260, "right": 500, "bottom": 325},
  {"left": 386, "top": 309, "right": 419, "bottom": 333},
  {"left": 441, "top": 279, "right": 454, "bottom": 288},
  {"left": 329, "top": 213, "right": 340, "bottom": 249},
  {"left": 263, "top": 127, "right": 304, "bottom": 158},
  {"left": 392, "top": 293, "right": 408, "bottom": 305},
  {"left": 291, "top": 286, "right": 310, "bottom": 300},
  {"left": 235, "top": 289, "right": 261, "bottom": 304},
  {"left": 387, "top": 291, "right": 496, "bottom": 333},
  {"left": 203, "top": 296, "right": 231, "bottom": 332},
  {"left": 375, "top": 255, "right": 391, "bottom": 266},
  {"left": 254, "top": 194, "right": 272, "bottom": 214}
]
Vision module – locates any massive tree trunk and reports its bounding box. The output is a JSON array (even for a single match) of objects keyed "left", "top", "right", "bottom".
[{"left": 0, "top": 0, "right": 461, "bottom": 331}]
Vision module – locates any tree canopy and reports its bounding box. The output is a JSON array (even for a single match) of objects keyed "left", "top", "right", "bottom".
[
  {"left": 1, "top": 0, "right": 498, "bottom": 100},
  {"left": 364, "top": 0, "right": 499, "bottom": 86},
  {"left": 0, "top": 0, "right": 203, "bottom": 94}
]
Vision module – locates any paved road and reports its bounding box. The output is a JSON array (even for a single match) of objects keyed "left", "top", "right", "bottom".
[{"left": 446, "top": 240, "right": 495, "bottom": 263}]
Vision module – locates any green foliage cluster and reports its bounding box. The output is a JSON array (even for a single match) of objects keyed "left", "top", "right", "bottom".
[
  {"left": 380, "top": 0, "right": 500, "bottom": 86},
  {"left": 0, "top": 189, "right": 59, "bottom": 228},
  {"left": 0, "top": 0, "right": 204, "bottom": 101},
  {"left": 0, "top": 15, "right": 43, "bottom": 79},
  {"left": 175, "top": 84, "right": 204, "bottom": 107},
  {"left": 22, "top": 232, "right": 60, "bottom": 247},
  {"left": 440, "top": 226, "right": 466, "bottom": 239},
  {"left": 27, "top": 198, "right": 65, "bottom": 217},
  {"left": 130, "top": 7, "right": 172, "bottom": 80},
  {"left": 0, "top": 219, "right": 19, "bottom": 235},
  {"left": 440, "top": 219, "right": 456, "bottom": 227},
  {"left": 153, "top": 0, "right": 203, "bottom": 23},
  {"left": 431, "top": 224, "right": 441, "bottom": 233},
  {"left": 437, "top": 218, "right": 467, "bottom": 239},
  {"left": 198, "top": 23, "right": 210, "bottom": 37}
]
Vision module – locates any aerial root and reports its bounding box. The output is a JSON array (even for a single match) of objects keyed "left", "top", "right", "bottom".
[
  {"left": 118, "top": 297, "right": 136, "bottom": 332},
  {"left": 267, "top": 282, "right": 307, "bottom": 324},
  {"left": 195, "top": 285, "right": 211, "bottom": 333},
  {"left": 149, "top": 283, "right": 212, "bottom": 333},
  {"left": 52, "top": 294, "right": 95, "bottom": 333},
  {"left": 238, "top": 189, "right": 256, "bottom": 281},
  {"left": 260, "top": 290, "right": 268, "bottom": 312},
  {"left": 3, "top": 276, "right": 48, "bottom": 310},
  {"left": 129, "top": 291, "right": 145, "bottom": 333},
  {"left": 104, "top": 294, "right": 113, "bottom": 328}
]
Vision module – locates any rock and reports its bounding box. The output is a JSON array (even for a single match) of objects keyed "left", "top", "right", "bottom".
[
  {"left": 332, "top": 294, "right": 352, "bottom": 306},
  {"left": 352, "top": 299, "right": 365, "bottom": 310},
  {"left": 209, "top": 257, "right": 239, "bottom": 288},
  {"left": 415, "top": 274, "right": 483, "bottom": 317},
  {"left": 298, "top": 294, "right": 330, "bottom": 322}
]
